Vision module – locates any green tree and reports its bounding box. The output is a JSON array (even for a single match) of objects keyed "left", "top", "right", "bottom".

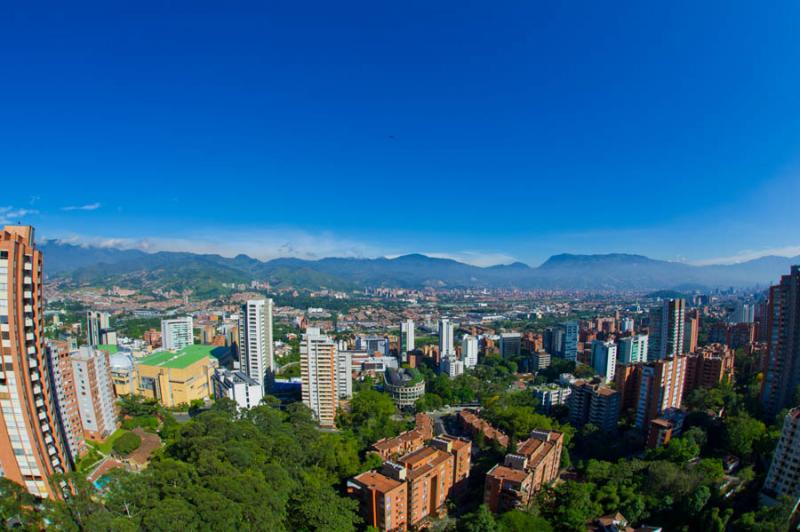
[{"left": 113, "top": 431, "right": 142, "bottom": 455}]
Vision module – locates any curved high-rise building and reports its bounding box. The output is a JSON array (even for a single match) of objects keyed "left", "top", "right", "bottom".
[{"left": 0, "top": 226, "right": 73, "bottom": 498}]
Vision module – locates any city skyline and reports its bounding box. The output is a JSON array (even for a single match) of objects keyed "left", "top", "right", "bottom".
[{"left": 2, "top": 2, "right": 800, "bottom": 266}]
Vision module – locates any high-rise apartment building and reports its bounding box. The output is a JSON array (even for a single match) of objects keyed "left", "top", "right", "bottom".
[
  {"left": 301, "top": 328, "right": 340, "bottom": 427},
  {"left": 761, "top": 266, "right": 800, "bottom": 419},
  {"left": 438, "top": 318, "right": 455, "bottom": 357},
  {"left": 0, "top": 226, "right": 72, "bottom": 498},
  {"left": 560, "top": 321, "right": 579, "bottom": 361},
  {"left": 591, "top": 340, "right": 617, "bottom": 382},
  {"left": 683, "top": 311, "right": 699, "bottom": 354},
  {"left": 161, "top": 316, "right": 194, "bottom": 351},
  {"left": 647, "top": 299, "right": 686, "bottom": 361},
  {"left": 45, "top": 340, "right": 86, "bottom": 466},
  {"left": 762, "top": 407, "right": 800, "bottom": 503},
  {"left": 400, "top": 319, "right": 415, "bottom": 359},
  {"left": 617, "top": 334, "right": 648, "bottom": 365},
  {"left": 71, "top": 346, "right": 119, "bottom": 440},
  {"left": 462, "top": 335, "right": 479, "bottom": 368},
  {"left": 238, "top": 299, "right": 274, "bottom": 391},
  {"left": 568, "top": 381, "right": 620, "bottom": 433},
  {"left": 336, "top": 348, "right": 353, "bottom": 399},
  {"left": 634, "top": 355, "right": 687, "bottom": 429},
  {"left": 85, "top": 310, "right": 110, "bottom": 347},
  {"left": 684, "top": 343, "right": 735, "bottom": 398}
]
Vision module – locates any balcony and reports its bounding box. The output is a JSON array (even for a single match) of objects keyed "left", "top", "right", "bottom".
[
  {"left": 25, "top": 333, "right": 34, "bottom": 341},
  {"left": 23, "top": 291, "right": 32, "bottom": 300},
  {"left": 23, "top": 305, "right": 32, "bottom": 313},
  {"left": 23, "top": 277, "right": 32, "bottom": 285}
]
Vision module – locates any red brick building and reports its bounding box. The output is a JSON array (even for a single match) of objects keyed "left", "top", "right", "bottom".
[
  {"left": 484, "top": 429, "right": 563, "bottom": 513},
  {"left": 683, "top": 343, "right": 735, "bottom": 398}
]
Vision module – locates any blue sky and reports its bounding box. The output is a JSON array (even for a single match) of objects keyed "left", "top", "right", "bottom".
[{"left": 2, "top": 1, "right": 800, "bottom": 266}]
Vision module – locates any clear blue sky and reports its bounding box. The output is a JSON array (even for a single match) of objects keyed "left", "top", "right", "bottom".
[{"left": 2, "top": 1, "right": 799, "bottom": 266}]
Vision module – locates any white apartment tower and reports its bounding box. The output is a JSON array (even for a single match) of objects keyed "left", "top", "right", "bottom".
[
  {"left": 238, "top": 299, "right": 274, "bottom": 392},
  {"left": 301, "top": 328, "right": 340, "bottom": 427},
  {"left": 400, "top": 319, "right": 415, "bottom": 360},
  {"left": 71, "top": 346, "right": 118, "bottom": 440},
  {"left": 462, "top": 335, "right": 479, "bottom": 368},
  {"left": 438, "top": 318, "right": 455, "bottom": 357},
  {"left": 762, "top": 407, "right": 800, "bottom": 503},
  {"left": 86, "top": 310, "right": 110, "bottom": 346},
  {"left": 591, "top": 340, "right": 617, "bottom": 383},
  {"left": 161, "top": 316, "right": 194, "bottom": 351}
]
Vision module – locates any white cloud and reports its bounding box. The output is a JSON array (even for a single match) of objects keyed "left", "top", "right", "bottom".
[
  {"left": 0, "top": 206, "right": 39, "bottom": 224},
  {"left": 47, "top": 229, "right": 386, "bottom": 262},
  {"left": 691, "top": 245, "right": 800, "bottom": 266},
  {"left": 61, "top": 203, "right": 101, "bottom": 211},
  {"left": 45, "top": 230, "right": 521, "bottom": 267}
]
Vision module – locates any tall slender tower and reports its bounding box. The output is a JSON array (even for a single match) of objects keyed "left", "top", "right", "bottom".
[
  {"left": 300, "top": 327, "right": 339, "bottom": 427},
  {"left": 0, "top": 226, "right": 72, "bottom": 498},
  {"left": 760, "top": 266, "right": 800, "bottom": 418},
  {"left": 238, "top": 299, "right": 274, "bottom": 392},
  {"left": 85, "top": 310, "right": 110, "bottom": 346},
  {"left": 648, "top": 299, "right": 686, "bottom": 361},
  {"left": 400, "top": 319, "right": 415, "bottom": 361},
  {"left": 438, "top": 318, "right": 455, "bottom": 357}
]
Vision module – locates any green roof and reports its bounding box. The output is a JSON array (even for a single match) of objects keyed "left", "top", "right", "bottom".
[
  {"left": 97, "top": 344, "right": 119, "bottom": 354},
  {"left": 137, "top": 344, "right": 224, "bottom": 369}
]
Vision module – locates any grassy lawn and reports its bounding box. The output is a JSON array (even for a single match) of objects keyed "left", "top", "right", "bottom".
[
  {"left": 75, "top": 448, "right": 104, "bottom": 473},
  {"left": 96, "top": 428, "right": 130, "bottom": 454}
]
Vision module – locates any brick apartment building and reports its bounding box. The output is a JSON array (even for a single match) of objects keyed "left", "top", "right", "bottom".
[
  {"left": 349, "top": 433, "right": 472, "bottom": 530},
  {"left": 457, "top": 409, "right": 509, "bottom": 448},
  {"left": 683, "top": 343, "right": 735, "bottom": 397},
  {"left": 484, "top": 429, "right": 563, "bottom": 513}
]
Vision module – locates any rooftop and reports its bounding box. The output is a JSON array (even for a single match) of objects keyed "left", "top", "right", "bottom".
[
  {"left": 98, "top": 344, "right": 119, "bottom": 354},
  {"left": 352, "top": 471, "right": 404, "bottom": 493},
  {"left": 137, "top": 344, "right": 224, "bottom": 369},
  {"left": 487, "top": 464, "right": 530, "bottom": 483}
]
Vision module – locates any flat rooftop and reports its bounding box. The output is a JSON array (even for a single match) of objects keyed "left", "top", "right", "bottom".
[
  {"left": 137, "top": 344, "right": 223, "bottom": 369},
  {"left": 353, "top": 471, "right": 404, "bottom": 493},
  {"left": 487, "top": 464, "right": 529, "bottom": 483}
]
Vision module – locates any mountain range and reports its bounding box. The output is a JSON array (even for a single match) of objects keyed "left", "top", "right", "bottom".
[{"left": 40, "top": 241, "right": 799, "bottom": 295}]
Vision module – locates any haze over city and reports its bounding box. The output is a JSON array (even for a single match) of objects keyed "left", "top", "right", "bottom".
[{"left": 2, "top": 2, "right": 800, "bottom": 266}]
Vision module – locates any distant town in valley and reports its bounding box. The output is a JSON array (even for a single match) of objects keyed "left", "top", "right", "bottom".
[{"left": 2, "top": 223, "right": 799, "bottom": 531}]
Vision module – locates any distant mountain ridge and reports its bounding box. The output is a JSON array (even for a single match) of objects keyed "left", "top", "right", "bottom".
[{"left": 39, "top": 240, "right": 799, "bottom": 294}]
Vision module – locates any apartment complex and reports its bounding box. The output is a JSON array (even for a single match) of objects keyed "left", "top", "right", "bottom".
[
  {"left": 560, "top": 321, "right": 579, "bottom": 361},
  {"left": 400, "top": 319, "right": 415, "bottom": 359},
  {"left": 135, "top": 345, "right": 219, "bottom": 407},
  {"left": 160, "top": 316, "right": 194, "bottom": 351},
  {"left": 457, "top": 409, "right": 509, "bottom": 448},
  {"left": 71, "top": 346, "right": 118, "bottom": 440},
  {"left": 618, "top": 334, "right": 648, "bottom": 365},
  {"left": 372, "top": 414, "right": 434, "bottom": 460},
  {"left": 212, "top": 368, "right": 264, "bottom": 410},
  {"left": 85, "top": 310, "right": 111, "bottom": 347},
  {"left": 684, "top": 343, "right": 735, "bottom": 397},
  {"left": 762, "top": 407, "right": 800, "bottom": 503},
  {"left": 438, "top": 318, "right": 455, "bottom": 356},
  {"left": 301, "top": 328, "right": 340, "bottom": 427},
  {"left": 568, "top": 380, "right": 620, "bottom": 433},
  {"left": 45, "top": 340, "right": 86, "bottom": 464},
  {"left": 349, "top": 436, "right": 471, "bottom": 530},
  {"left": 531, "top": 383, "right": 571, "bottom": 412},
  {"left": 238, "top": 299, "right": 274, "bottom": 391},
  {"left": 0, "top": 226, "right": 72, "bottom": 498},
  {"left": 462, "top": 334, "right": 479, "bottom": 368},
  {"left": 591, "top": 340, "right": 617, "bottom": 382},
  {"left": 484, "top": 429, "right": 563, "bottom": 512},
  {"left": 760, "top": 266, "right": 800, "bottom": 418},
  {"left": 634, "top": 355, "right": 687, "bottom": 429},
  {"left": 648, "top": 299, "right": 686, "bottom": 361}
]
